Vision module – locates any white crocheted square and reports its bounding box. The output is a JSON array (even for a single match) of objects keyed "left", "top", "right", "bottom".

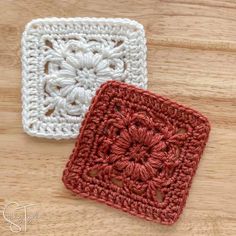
[{"left": 21, "top": 17, "right": 147, "bottom": 139}]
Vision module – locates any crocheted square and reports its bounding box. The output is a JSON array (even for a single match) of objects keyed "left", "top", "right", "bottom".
[
  {"left": 62, "top": 81, "right": 210, "bottom": 224},
  {"left": 21, "top": 17, "right": 147, "bottom": 139}
]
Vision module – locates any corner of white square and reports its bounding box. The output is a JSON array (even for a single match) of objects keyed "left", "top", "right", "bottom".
[{"left": 21, "top": 17, "right": 147, "bottom": 139}]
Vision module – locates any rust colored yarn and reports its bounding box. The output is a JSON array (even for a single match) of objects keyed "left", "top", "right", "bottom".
[{"left": 62, "top": 81, "right": 210, "bottom": 224}]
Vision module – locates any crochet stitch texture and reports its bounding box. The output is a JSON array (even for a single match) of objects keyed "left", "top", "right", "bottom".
[
  {"left": 62, "top": 81, "right": 210, "bottom": 224},
  {"left": 21, "top": 17, "right": 147, "bottom": 139}
]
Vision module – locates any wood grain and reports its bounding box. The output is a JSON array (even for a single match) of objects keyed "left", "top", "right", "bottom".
[{"left": 0, "top": 0, "right": 236, "bottom": 235}]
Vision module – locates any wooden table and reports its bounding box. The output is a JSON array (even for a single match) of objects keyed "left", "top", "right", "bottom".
[{"left": 0, "top": 0, "right": 235, "bottom": 235}]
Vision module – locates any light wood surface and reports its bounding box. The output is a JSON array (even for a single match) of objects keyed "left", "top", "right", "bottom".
[{"left": 0, "top": 0, "right": 236, "bottom": 235}]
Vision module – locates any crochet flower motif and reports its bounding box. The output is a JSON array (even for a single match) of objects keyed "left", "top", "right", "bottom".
[
  {"left": 62, "top": 81, "right": 210, "bottom": 224},
  {"left": 42, "top": 38, "right": 127, "bottom": 117},
  {"left": 92, "top": 112, "right": 183, "bottom": 200}
]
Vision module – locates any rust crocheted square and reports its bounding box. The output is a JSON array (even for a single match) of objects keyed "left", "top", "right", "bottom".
[{"left": 62, "top": 81, "right": 210, "bottom": 224}]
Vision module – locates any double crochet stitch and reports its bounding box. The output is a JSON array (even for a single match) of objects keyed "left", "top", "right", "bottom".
[{"left": 62, "top": 81, "right": 210, "bottom": 224}]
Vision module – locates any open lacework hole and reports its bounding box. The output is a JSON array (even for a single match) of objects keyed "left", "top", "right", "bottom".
[
  {"left": 57, "top": 65, "right": 62, "bottom": 70},
  {"left": 156, "top": 168, "right": 163, "bottom": 175},
  {"left": 134, "top": 120, "right": 142, "bottom": 127},
  {"left": 99, "top": 142, "right": 111, "bottom": 156},
  {"left": 68, "top": 36, "right": 81, "bottom": 41},
  {"left": 45, "top": 108, "right": 55, "bottom": 116},
  {"left": 111, "top": 178, "right": 123, "bottom": 187},
  {"left": 162, "top": 145, "right": 180, "bottom": 159},
  {"left": 109, "top": 64, "right": 116, "bottom": 70},
  {"left": 123, "top": 62, "right": 127, "bottom": 71},
  {"left": 176, "top": 128, "right": 187, "bottom": 134},
  {"left": 162, "top": 145, "right": 169, "bottom": 153},
  {"left": 114, "top": 128, "right": 120, "bottom": 136},
  {"left": 45, "top": 39, "right": 53, "bottom": 48},
  {"left": 44, "top": 61, "right": 49, "bottom": 74},
  {"left": 113, "top": 167, "right": 124, "bottom": 176},
  {"left": 102, "top": 125, "right": 108, "bottom": 135},
  {"left": 115, "top": 40, "right": 124, "bottom": 47},
  {"left": 155, "top": 189, "right": 164, "bottom": 203},
  {"left": 132, "top": 188, "right": 145, "bottom": 196},
  {"left": 114, "top": 104, "right": 121, "bottom": 112},
  {"left": 88, "top": 169, "right": 99, "bottom": 177},
  {"left": 167, "top": 166, "right": 176, "bottom": 178},
  {"left": 88, "top": 39, "right": 98, "bottom": 43}
]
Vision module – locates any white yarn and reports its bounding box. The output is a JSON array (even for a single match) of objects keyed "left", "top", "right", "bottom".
[{"left": 21, "top": 17, "right": 147, "bottom": 139}]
